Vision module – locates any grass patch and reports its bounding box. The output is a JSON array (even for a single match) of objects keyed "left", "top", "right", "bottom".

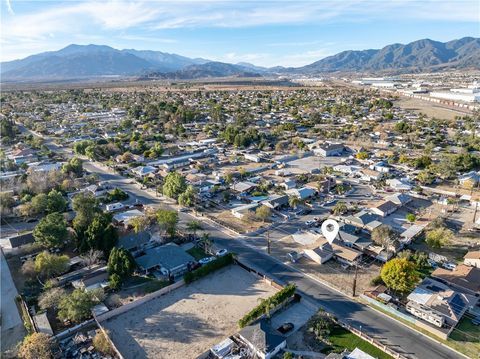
[
  {"left": 324, "top": 325, "right": 393, "bottom": 359},
  {"left": 143, "top": 280, "right": 169, "bottom": 294},
  {"left": 186, "top": 247, "right": 208, "bottom": 260}
]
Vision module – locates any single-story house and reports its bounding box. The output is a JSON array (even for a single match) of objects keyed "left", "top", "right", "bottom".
[
  {"left": 238, "top": 319, "right": 286, "bottom": 359},
  {"left": 282, "top": 179, "right": 297, "bottom": 190},
  {"left": 359, "top": 168, "right": 383, "bottom": 182},
  {"left": 464, "top": 251, "right": 480, "bottom": 268},
  {"left": 113, "top": 209, "right": 145, "bottom": 225},
  {"left": 458, "top": 171, "right": 480, "bottom": 187},
  {"left": 314, "top": 143, "right": 344, "bottom": 157},
  {"left": 369, "top": 161, "right": 390, "bottom": 173},
  {"left": 344, "top": 210, "right": 380, "bottom": 230},
  {"left": 304, "top": 242, "right": 334, "bottom": 264},
  {"left": 400, "top": 224, "right": 425, "bottom": 245},
  {"left": 232, "top": 181, "right": 257, "bottom": 194},
  {"left": 386, "top": 193, "right": 412, "bottom": 206},
  {"left": 432, "top": 264, "right": 480, "bottom": 295},
  {"left": 117, "top": 231, "right": 151, "bottom": 253},
  {"left": 371, "top": 200, "right": 398, "bottom": 217},
  {"left": 285, "top": 187, "right": 316, "bottom": 200},
  {"left": 131, "top": 165, "right": 157, "bottom": 177},
  {"left": 135, "top": 243, "right": 195, "bottom": 277},
  {"left": 261, "top": 194, "right": 289, "bottom": 209},
  {"left": 231, "top": 203, "right": 260, "bottom": 219},
  {"left": 386, "top": 178, "right": 412, "bottom": 191},
  {"left": 337, "top": 223, "right": 372, "bottom": 251}
]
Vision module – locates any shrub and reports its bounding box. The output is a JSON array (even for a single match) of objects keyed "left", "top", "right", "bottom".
[
  {"left": 184, "top": 253, "right": 234, "bottom": 284},
  {"left": 93, "top": 331, "right": 114, "bottom": 356},
  {"left": 238, "top": 284, "right": 296, "bottom": 328},
  {"left": 370, "top": 275, "right": 384, "bottom": 286}
]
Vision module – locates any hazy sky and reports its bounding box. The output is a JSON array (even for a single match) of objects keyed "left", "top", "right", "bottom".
[{"left": 1, "top": 0, "right": 479, "bottom": 66}]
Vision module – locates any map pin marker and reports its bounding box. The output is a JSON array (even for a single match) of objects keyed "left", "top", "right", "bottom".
[{"left": 321, "top": 219, "right": 339, "bottom": 244}]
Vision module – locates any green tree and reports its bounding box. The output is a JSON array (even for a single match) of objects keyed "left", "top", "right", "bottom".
[
  {"left": 0, "top": 192, "right": 15, "bottom": 217},
  {"left": 34, "top": 251, "right": 69, "bottom": 278},
  {"left": 46, "top": 189, "right": 67, "bottom": 213},
  {"left": 30, "top": 193, "right": 48, "bottom": 215},
  {"left": 72, "top": 192, "right": 100, "bottom": 233},
  {"left": 58, "top": 289, "right": 100, "bottom": 323},
  {"left": 425, "top": 227, "right": 453, "bottom": 249},
  {"left": 371, "top": 224, "right": 394, "bottom": 249},
  {"left": 107, "top": 247, "right": 135, "bottom": 278},
  {"left": 406, "top": 213, "right": 416, "bottom": 223},
  {"left": 62, "top": 157, "right": 83, "bottom": 176},
  {"left": 83, "top": 213, "right": 117, "bottom": 254},
  {"left": 381, "top": 258, "right": 419, "bottom": 293},
  {"left": 18, "top": 333, "right": 54, "bottom": 359},
  {"left": 356, "top": 151, "right": 369, "bottom": 160},
  {"left": 288, "top": 196, "right": 301, "bottom": 209},
  {"left": 224, "top": 172, "right": 234, "bottom": 184},
  {"left": 162, "top": 171, "right": 187, "bottom": 199},
  {"left": 332, "top": 201, "right": 348, "bottom": 215},
  {"left": 186, "top": 220, "right": 202, "bottom": 238},
  {"left": 178, "top": 185, "right": 197, "bottom": 207},
  {"left": 156, "top": 209, "right": 179, "bottom": 238},
  {"left": 256, "top": 205, "right": 272, "bottom": 223},
  {"left": 33, "top": 213, "right": 68, "bottom": 248},
  {"left": 109, "top": 273, "right": 122, "bottom": 290}
]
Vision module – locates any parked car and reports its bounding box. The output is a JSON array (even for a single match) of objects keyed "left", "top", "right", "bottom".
[
  {"left": 442, "top": 262, "right": 457, "bottom": 270},
  {"left": 215, "top": 249, "right": 228, "bottom": 257},
  {"left": 287, "top": 251, "right": 300, "bottom": 263},
  {"left": 305, "top": 220, "right": 315, "bottom": 226},
  {"left": 277, "top": 322, "right": 294, "bottom": 334},
  {"left": 199, "top": 257, "right": 215, "bottom": 265}
]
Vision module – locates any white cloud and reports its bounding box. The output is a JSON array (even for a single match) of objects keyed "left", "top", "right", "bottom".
[
  {"left": 5, "top": 0, "right": 14, "bottom": 15},
  {"left": 1, "top": 0, "right": 477, "bottom": 62}
]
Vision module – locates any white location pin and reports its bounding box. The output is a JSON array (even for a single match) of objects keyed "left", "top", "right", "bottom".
[{"left": 321, "top": 219, "right": 340, "bottom": 244}]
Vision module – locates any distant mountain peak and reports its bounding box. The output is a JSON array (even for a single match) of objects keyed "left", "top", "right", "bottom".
[{"left": 1, "top": 37, "right": 478, "bottom": 82}]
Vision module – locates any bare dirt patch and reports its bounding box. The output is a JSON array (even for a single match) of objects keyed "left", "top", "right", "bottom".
[{"left": 102, "top": 265, "right": 277, "bottom": 359}]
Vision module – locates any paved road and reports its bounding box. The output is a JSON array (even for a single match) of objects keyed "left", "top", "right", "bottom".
[
  {"left": 81, "top": 162, "right": 463, "bottom": 359},
  {"left": 15, "top": 124, "right": 464, "bottom": 359},
  {"left": 0, "top": 249, "right": 26, "bottom": 351}
]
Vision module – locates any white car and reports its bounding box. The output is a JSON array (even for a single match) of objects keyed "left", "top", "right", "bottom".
[
  {"left": 305, "top": 220, "right": 315, "bottom": 226},
  {"left": 199, "top": 257, "right": 215, "bottom": 265},
  {"left": 215, "top": 249, "right": 228, "bottom": 257},
  {"left": 442, "top": 262, "right": 457, "bottom": 270}
]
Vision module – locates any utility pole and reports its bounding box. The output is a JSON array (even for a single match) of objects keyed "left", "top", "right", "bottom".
[
  {"left": 267, "top": 230, "right": 271, "bottom": 255},
  {"left": 352, "top": 264, "right": 358, "bottom": 297}
]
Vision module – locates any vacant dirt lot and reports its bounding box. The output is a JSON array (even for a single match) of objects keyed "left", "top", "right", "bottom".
[{"left": 102, "top": 265, "right": 277, "bottom": 359}]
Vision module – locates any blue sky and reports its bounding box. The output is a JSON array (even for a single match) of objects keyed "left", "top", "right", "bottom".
[{"left": 1, "top": 0, "right": 479, "bottom": 66}]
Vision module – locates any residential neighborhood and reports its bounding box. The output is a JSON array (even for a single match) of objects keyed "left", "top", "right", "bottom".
[{"left": 1, "top": 75, "right": 479, "bottom": 359}]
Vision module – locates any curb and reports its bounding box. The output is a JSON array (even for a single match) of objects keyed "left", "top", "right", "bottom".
[{"left": 361, "top": 299, "right": 471, "bottom": 359}]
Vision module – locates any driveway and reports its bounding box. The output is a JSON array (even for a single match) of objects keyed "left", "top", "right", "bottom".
[{"left": 1, "top": 249, "right": 26, "bottom": 351}]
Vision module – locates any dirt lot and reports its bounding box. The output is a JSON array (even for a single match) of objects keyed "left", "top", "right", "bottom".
[
  {"left": 395, "top": 97, "right": 469, "bottom": 121},
  {"left": 273, "top": 234, "right": 380, "bottom": 295},
  {"left": 102, "top": 265, "right": 278, "bottom": 359}
]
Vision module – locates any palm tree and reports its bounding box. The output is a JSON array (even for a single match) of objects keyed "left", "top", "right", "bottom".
[
  {"left": 288, "top": 196, "right": 301, "bottom": 209},
  {"left": 186, "top": 220, "right": 202, "bottom": 238},
  {"left": 200, "top": 233, "right": 213, "bottom": 253}
]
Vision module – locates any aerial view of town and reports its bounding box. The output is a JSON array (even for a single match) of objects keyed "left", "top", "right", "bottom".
[{"left": 0, "top": 1, "right": 479, "bottom": 359}]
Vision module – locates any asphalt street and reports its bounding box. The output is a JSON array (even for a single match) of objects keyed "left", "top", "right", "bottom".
[{"left": 12, "top": 124, "right": 465, "bottom": 359}]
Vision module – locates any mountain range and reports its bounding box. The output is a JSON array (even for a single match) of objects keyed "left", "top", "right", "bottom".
[{"left": 1, "top": 37, "right": 479, "bottom": 82}]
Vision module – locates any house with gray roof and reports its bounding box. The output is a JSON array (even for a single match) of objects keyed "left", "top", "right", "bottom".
[
  {"left": 135, "top": 243, "right": 195, "bottom": 277},
  {"left": 117, "top": 231, "right": 151, "bottom": 253},
  {"left": 238, "top": 319, "right": 286, "bottom": 359}
]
